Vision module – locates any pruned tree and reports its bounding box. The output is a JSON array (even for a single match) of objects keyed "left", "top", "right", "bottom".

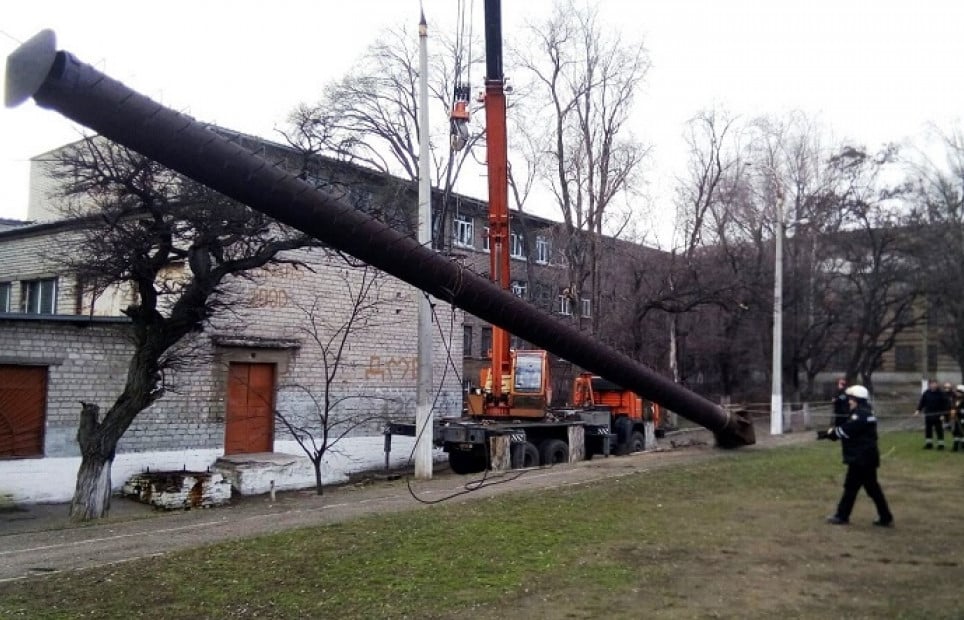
[
  {"left": 281, "top": 22, "right": 485, "bottom": 250},
  {"left": 51, "top": 136, "right": 316, "bottom": 521},
  {"left": 513, "top": 0, "right": 651, "bottom": 334},
  {"left": 274, "top": 263, "right": 402, "bottom": 494}
]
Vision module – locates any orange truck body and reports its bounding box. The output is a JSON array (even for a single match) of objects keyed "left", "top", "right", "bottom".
[{"left": 572, "top": 372, "right": 663, "bottom": 428}]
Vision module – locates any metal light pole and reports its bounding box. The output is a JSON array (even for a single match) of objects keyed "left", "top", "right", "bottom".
[{"left": 770, "top": 189, "right": 785, "bottom": 436}]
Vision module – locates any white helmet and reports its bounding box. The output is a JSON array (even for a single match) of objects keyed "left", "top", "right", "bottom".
[
  {"left": 844, "top": 385, "right": 870, "bottom": 400},
  {"left": 956, "top": 385, "right": 964, "bottom": 393}
]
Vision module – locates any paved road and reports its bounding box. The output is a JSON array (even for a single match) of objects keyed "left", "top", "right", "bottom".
[{"left": 0, "top": 428, "right": 808, "bottom": 583}]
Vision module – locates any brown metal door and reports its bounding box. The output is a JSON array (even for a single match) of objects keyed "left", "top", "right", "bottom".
[
  {"left": 0, "top": 365, "right": 47, "bottom": 458},
  {"left": 224, "top": 362, "right": 275, "bottom": 455}
]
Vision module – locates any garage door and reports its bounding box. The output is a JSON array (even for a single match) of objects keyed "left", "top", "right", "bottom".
[{"left": 0, "top": 365, "right": 47, "bottom": 458}]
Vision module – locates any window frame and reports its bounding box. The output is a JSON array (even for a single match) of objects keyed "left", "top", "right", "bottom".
[
  {"left": 0, "top": 282, "right": 11, "bottom": 313},
  {"left": 480, "top": 326, "right": 493, "bottom": 359},
  {"left": 21, "top": 278, "right": 57, "bottom": 315},
  {"left": 535, "top": 236, "right": 550, "bottom": 264},
  {"left": 509, "top": 232, "right": 526, "bottom": 259},
  {"left": 453, "top": 215, "right": 474, "bottom": 248},
  {"left": 893, "top": 344, "right": 917, "bottom": 372},
  {"left": 557, "top": 295, "right": 572, "bottom": 316},
  {"left": 463, "top": 325, "right": 473, "bottom": 358}
]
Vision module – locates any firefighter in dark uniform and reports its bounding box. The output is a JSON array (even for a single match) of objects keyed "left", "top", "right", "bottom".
[
  {"left": 951, "top": 385, "right": 964, "bottom": 452},
  {"left": 832, "top": 377, "right": 849, "bottom": 427},
  {"left": 915, "top": 379, "right": 947, "bottom": 450},
  {"left": 825, "top": 385, "right": 894, "bottom": 527}
]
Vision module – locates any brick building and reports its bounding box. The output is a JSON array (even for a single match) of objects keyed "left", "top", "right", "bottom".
[{"left": 0, "top": 135, "right": 465, "bottom": 503}]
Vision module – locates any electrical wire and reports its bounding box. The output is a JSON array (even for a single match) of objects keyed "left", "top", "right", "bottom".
[{"left": 398, "top": 290, "right": 540, "bottom": 504}]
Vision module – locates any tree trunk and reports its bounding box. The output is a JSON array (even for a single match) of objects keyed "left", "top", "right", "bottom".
[
  {"left": 313, "top": 458, "right": 324, "bottom": 496},
  {"left": 69, "top": 452, "right": 113, "bottom": 522}
]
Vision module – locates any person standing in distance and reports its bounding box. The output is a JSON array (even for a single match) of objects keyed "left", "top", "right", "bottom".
[
  {"left": 825, "top": 385, "right": 894, "bottom": 527},
  {"left": 951, "top": 385, "right": 964, "bottom": 452},
  {"left": 832, "top": 377, "right": 849, "bottom": 427},
  {"left": 915, "top": 379, "right": 947, "bottom": 450}
]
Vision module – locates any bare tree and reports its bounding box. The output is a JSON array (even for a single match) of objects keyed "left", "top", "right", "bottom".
[
  {"left": 274, "top": 263, "right": 401, "bottom": 494},
  {"left": 51, "top": 136, "right": 315, "bottom": 521},
  {"left": 910, "top": 126, "right": 964, "bottom": 377},
  {"left": 776, "top": 116, "right": 853, "bottom": 398},
  {"left": 281, "top": 23, "right": 485, "bottom": 250},
  {"left": 513, "top": 1, "right": 651, "bottom": 334},
  {"left": 827, "top": 145, "right": 922, "bottom": 390}
]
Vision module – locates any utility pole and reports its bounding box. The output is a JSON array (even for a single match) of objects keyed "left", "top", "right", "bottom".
[
  {"left": 771, "top": 189, "right": 784, "bottom": 436},
  {"left": 414, "top": 9, "right": 434, "bottom": 479}
]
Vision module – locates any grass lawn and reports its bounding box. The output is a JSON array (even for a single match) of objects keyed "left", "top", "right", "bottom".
[{"left": 1, "top": 430, "right": 962, "bottom": 619}]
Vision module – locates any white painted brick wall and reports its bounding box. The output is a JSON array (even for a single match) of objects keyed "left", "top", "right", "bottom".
[{"left": 0, "top": 224, "right": 464, "bottom": 504}]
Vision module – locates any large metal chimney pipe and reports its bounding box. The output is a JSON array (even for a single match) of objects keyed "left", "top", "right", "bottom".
[{"left": 5, "top": 31, "right": 754, "bottom": 447}]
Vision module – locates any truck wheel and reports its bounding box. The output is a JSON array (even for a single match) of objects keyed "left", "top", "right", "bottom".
[
  {"left": 539, "top": 439, "right": 569, "bottom": 466},
  {"left": 628, "top": 431, "right": 646, "bottom": 453},
  {"left": 614, "top": 416, "right": 633, "bottom": 455},
  {"left": 520, "top": 441, "right": 540, "bottom": 468},
  {"left": 449, "top": 448, "right": 486, "bottom": 475}
]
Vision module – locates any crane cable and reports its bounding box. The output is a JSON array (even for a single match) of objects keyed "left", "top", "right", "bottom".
[{"left": 450, "top": 0, "right": 473, "bottom": 151}]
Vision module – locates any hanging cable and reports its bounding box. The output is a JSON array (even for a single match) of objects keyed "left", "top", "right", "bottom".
[
  {"left": 449, "top": 0, "right": 471, "bottom": 151},
  {"left": 399, "top": 291, "right": 533, "bottom": 504}
]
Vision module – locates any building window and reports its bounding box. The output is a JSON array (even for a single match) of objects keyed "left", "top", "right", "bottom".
[
  {"left": 894, "top": 345, "right": 916, "bottom": 372},
  {"left": 453, "top": 215, "right": 474, "bottom": 248},
  {"left": 21, "top": 278, "right": 57, "bottom": 315},
  {"left": 557, "top": 295, "right": 572, "bottom": 316},
  {"left": 0, "top": 282, "right": 11, "bottom": 312},
  {"left": 480, "top": 327, "right": 493, "bottom": 359},
  {"left": 510, "top": 233, "right": 526, "bottom": 259},
  {"left": 463, "top": 326, "right": 473, "bottom": 357},
  {"left": 482, "top": 227, "right": 490, "bottom": 252},
  {"left": 536, "top": 236, "right": 550, "bottom": 264},
  {"left": 511, "top": 335, "right": 531, "bottom": 350},
  {"left": 581, "top": 298, "right": 592, "bottom": 318},
  {"left": 511, "top": 280, "right": 527, "bottom": 298}
]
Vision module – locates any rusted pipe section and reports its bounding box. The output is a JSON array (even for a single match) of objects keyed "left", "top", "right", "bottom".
[{"left": 5, "top": 31, "right": 754, "bottom": 447}]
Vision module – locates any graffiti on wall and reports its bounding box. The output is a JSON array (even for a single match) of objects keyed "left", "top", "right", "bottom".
[
  {"left": 364, "top": 355, "right": 418, "bottom": 381},
  {"left": 249, "top": 263, "right": 305, "bottom": 308}
]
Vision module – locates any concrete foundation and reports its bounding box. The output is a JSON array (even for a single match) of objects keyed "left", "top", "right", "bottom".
[
  {"left": 122, "top": 470, "right": 231, "bottom": 509},
  {"left": 214, "top": 452, "right": 317, "bottom": 495}
]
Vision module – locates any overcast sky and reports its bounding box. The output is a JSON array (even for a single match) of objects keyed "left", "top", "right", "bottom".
[{"left": 3, "top": 0, "right": 963, "bottom": 232}]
